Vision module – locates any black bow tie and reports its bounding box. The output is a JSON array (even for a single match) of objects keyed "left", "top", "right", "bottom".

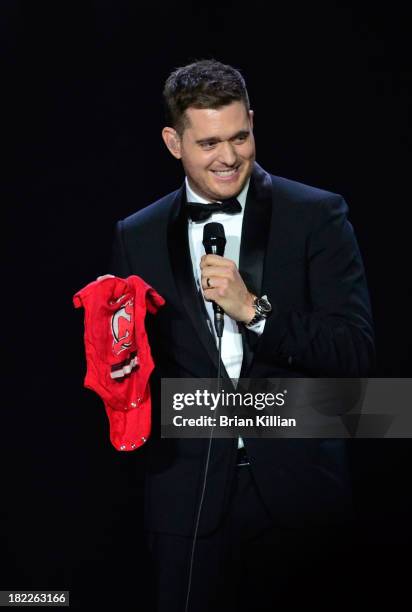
[{"left": 186, "top": 198, "right": 242, "bottom": 222}]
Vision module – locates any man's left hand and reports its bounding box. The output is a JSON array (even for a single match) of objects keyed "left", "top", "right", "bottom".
[{"left": 200, "top": 254, "right": 255, "bottom": 323}]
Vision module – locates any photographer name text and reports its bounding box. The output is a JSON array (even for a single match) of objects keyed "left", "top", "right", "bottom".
[{"left": 172, "top": 415, "right": 296, "bottom": 428}]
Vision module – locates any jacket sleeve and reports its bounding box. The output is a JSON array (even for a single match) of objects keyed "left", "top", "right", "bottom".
[
  {"left": 108, "top": 220, "right": 132, "bottom": 278},
  {"left": 257, "top": 195, "right": 375, "bottom": 376}
]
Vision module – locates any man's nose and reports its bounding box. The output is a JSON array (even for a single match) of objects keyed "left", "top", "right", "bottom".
[{"left": 217, "top": 141, "right": 237, "bottom": 166}]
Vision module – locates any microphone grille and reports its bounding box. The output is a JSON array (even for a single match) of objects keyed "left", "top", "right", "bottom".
[{"left": 203, "top": 222, "right": 226, "bottom": 242}]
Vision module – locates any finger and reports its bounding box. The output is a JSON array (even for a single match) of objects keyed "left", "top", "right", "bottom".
[
  {"left": 201, "top": 276, "right": 215, "bottom": 290},
  {"left": 203, "top": 277, "right": 231, "bottom": 295},
  {"left": 202, "top": 276, "right": 213, "bottom": 291},
  {"left": 201, "top": 255, "right": 234, "bottom": 268},
  {"left": 202, "top": 287, "right": 223, "bottom": 302},
  {"left": 97, "top": 274, "right": 115, "bottom": 281},
  {"left": 201, "top": 265, "right": 233, "bottom": 279},
  {"left": 201, "top": 276, "right": 229, "bottom": 291}
]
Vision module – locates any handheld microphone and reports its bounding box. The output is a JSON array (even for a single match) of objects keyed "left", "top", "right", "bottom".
[{"left": 202, "top": 222, "right": 226, "bottom": 338}]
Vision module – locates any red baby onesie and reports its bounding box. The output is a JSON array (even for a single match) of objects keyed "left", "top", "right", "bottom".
[{"left": 73, "top": 275, "right": 165, "bottom": 451}]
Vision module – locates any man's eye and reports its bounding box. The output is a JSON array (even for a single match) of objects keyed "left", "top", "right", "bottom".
[
  {"left": 201, "top": 142, "right": 216, "bottom": 149},
  {"left": 234, "top": 134, "right": 248, "bottom": 143}
]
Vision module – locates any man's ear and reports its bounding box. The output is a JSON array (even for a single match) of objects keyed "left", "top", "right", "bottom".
[{"left": 162, "top": 127, "right": 182, "bottom": 159}]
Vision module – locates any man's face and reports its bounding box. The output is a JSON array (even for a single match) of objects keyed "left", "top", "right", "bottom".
[{"left": 163, "top": 101, "right": 256, "bottom": 201}]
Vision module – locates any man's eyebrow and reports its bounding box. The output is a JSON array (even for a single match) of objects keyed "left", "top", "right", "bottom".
[{"left": 195, "top": 129, "right": 250, "bottom": 145}]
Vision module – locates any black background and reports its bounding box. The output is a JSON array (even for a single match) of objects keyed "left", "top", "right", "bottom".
[{"left": 2, "top": 1, "right": 412, "bottom": 609}]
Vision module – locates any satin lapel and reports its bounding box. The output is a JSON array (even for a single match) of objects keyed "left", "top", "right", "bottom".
[
  {"left": 238, "top": 163, "right": 273, "bottom": 376},
  {"left": 167, "top": 186, "right": 226, "bottom": 374}
]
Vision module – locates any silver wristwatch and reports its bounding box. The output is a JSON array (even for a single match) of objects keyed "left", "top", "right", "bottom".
[{"left": 245, "top": 294, "right": 272, "bottom": 327}]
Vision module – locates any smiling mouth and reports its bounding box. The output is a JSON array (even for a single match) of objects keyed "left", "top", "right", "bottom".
[{"left": 211, "top": 166, "right": 240, "bottom": 177}]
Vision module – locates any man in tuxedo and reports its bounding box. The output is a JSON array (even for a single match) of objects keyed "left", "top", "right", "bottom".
[{"left": 109, "top": 59, "right": 375, "bottom": 611}]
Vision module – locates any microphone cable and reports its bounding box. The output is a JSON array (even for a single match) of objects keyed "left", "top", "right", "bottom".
[{"left": 184, "top": 335, "right": 222, "bottom": 612}]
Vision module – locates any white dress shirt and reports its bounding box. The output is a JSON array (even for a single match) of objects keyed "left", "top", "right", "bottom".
[{"left": 185, "top": 177, "right": 265, "bottom": 449}]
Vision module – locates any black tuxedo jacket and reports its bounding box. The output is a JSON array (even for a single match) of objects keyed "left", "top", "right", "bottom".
[{"left": 110, "top": 163, "right": 375, "bottom": 536}]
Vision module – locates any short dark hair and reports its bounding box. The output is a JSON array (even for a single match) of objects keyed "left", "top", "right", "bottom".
[{"left": 163, "top": 59, "right": 250, "bottom": 135}]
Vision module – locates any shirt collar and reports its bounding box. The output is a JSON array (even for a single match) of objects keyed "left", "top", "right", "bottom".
[{"left": 185, "top": 176, "right": 250, "bottom": 209}]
